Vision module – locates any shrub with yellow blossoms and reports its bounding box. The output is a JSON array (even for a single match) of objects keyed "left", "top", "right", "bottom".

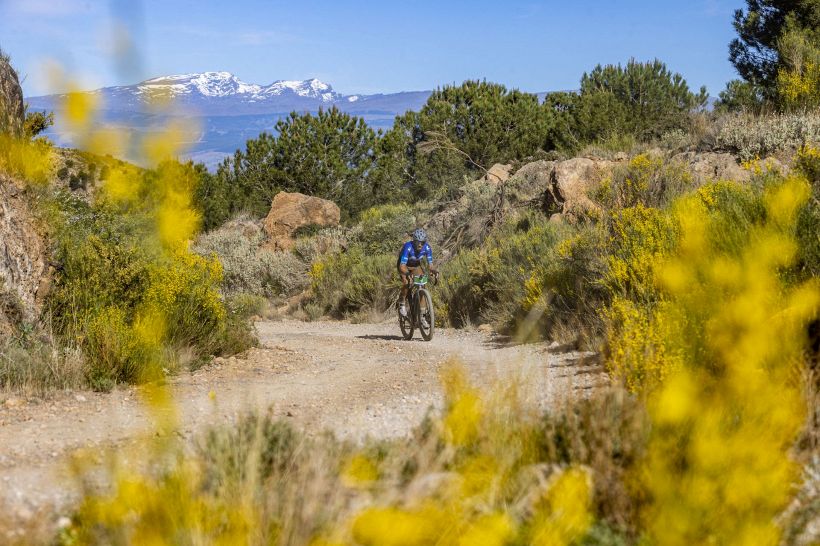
[{"left": 628, "top": 176, "right": 819, "bottom": 545}]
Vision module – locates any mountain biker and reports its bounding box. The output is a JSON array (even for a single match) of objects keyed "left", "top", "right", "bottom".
[{"left": 397, "top": 228, "right": 437, "bottom": 319}]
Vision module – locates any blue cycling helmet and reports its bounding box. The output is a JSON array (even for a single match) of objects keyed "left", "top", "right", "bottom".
[{"left": 413, "top": 228, "right": 427, "bottom": 243}]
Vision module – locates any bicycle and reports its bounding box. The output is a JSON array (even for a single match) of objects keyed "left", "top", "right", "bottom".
[{"left": 398, "top": 272, "right": 435, "bottom": 341}]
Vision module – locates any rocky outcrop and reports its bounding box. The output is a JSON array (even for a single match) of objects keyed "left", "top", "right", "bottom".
[
  {"left": 0, "top": 59, "right": 47, "bottom": 335},
  {"left": 510, "top": 151, "right": 774, "bottom": 220},
  {"left": 263, "top": 192, "right": 341, "bottom": 251},
  {"left": 506, "top": 160, "right": 555, "bottom": 203},
  {"left": 0, "top": 176, "right": 49, "bottom": 335},
  {"left": 0, "top": 52, "right": 24, "bottom": 139},
  {"left": 544, "top": 157, "right": 613, "bottom": 217},
  {"left": 671, "top": 151, "right": 751, "bottom": 184}
]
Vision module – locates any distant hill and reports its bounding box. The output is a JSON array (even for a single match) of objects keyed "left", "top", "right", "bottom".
[{"left": 26, "top": 72, "right": 434, "bottom": 169}]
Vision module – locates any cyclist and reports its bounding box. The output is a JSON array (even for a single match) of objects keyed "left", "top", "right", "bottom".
[{"left": 397, "top": 228, "right": 437, "bottom": 319}]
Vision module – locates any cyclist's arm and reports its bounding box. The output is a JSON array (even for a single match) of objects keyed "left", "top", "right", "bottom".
[
  {"left": 399, "top": 242, "right": 412, "bottom": 265},
  {"left": 425, "top": 244, "right": 436, "bottom": 272}
]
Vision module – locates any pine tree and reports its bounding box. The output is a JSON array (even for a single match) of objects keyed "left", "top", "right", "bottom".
[
  {"left": 722, "top": 0, "right": 820, "bottom": 109},
  {"left": 196, "top": 108, "right": 379, "bottom": 228},
  {"left": 385, "top": 80, "right": 549, "bottom": 200},
  {"left": 729, "top": 0, "right": 820, "bottom": 90},
  {"left": 545, "top": 59, "right": 706, "bottom": 151}
]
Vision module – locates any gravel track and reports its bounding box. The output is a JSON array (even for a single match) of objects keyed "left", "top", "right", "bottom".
[{"left": 0, "top": 319, "right": 605, "bottom": 538}]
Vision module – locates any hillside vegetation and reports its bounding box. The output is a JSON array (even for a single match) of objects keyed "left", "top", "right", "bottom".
[{"left": 1, "top": 1, "right": 819, "bottom": 544}]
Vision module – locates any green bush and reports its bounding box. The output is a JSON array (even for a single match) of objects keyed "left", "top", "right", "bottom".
[
  {"left": 545, "top": 59, "right": 708, "bottom": 152},
  {"left": 44, "top": 190, "right": 244, "bottom": 389},
  {"left": 437, "top": 213, "right": 607, "bottom": 343},
  {"left": 352, "top": 203, "right": 417, "bottom": 255},
  {"left": 308, "top": 248, "right": 397, "bottom": 317},
  {"left": 795, "top": 145, "right": 820, "bottom": 280}
]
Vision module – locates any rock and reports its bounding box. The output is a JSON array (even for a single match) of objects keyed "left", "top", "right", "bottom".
[
  {"left": 754, "top": 156, "right": 787, "bottom": 175},
  {"left": 548, "top": 213, "right": 564, "bottom": 225},
  {"left": 484, "top": 163, "right": 513, "bottom": 184},
  {"left": 15, "top": 507, "right": 32, "bottom": 521},
  {"left": 508, "top": 160, "right": 555, "bottom": 202},
  {"left": 74, "top": 394, "right": 87, "bottom": 403},
  {"left": 221, "top": 216, "right": 263, "bottom": 239},
  {"left": 546, "top": 157, "right": 613, "bottom": 217},
  {"left": 0, "top": 52, "right": 25, "bottom": 139},
  {"left": 671, "top": 151, "right": 751, "bottom": 184},
  {"left": 3, "top": 397, "right": 23, "bottom": 408},
  {"left": 263, "top": 192, "right": 341, "bottom": 251},
  {"left": 0, "top": 174, "right": 49, "bottom": 336}
]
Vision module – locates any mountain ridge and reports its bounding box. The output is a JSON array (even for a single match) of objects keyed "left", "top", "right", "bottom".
[
  {"left": 26, "top": 71, "right": 432, "bottom": 116},
  {"left": 25, "top": 72, "right": 547, "bottom": 169}
]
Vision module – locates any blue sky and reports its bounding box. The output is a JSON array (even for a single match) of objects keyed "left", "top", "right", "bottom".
[{"left": 1, "top": 0, "right": 742, "bottom": 97}]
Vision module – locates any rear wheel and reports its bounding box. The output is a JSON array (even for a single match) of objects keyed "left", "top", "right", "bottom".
[{"left": 418, "top": 289, "right": 434, "bottom": 341}]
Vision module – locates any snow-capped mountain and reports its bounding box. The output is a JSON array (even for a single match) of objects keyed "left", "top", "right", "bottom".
[
  {"left": 27, "top": 71, "right": 430, "bottom": 118},
  {"left": 134, "top": 72, "right": 340, "bottom": 102},
  {"left": 24, "top": 71, "right": 437, "bottom": 169}
]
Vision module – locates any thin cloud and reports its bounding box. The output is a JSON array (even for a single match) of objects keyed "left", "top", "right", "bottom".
[
  {"left": 158, "top": 24, "right": 300, "bottom": 46},
  {"left": 702, "top": 0, "right": 734, "bottom": 18},
  {"left": 1, "top": 0, "right": 96, "bottom": 17}
]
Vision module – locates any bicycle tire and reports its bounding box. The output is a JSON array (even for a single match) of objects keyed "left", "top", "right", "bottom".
[
  {"left": 418, "top": 289, "right": 434, "bottom": 341},
  {"left": 399, "top": 291, "right": 414, "bottom": 340}
]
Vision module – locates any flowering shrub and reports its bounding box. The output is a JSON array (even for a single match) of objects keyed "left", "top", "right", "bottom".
[
  {"left": 595, "top": 153, "right": 693, "bottom": 210},
  {"left": 795, "top": 144, "right": 820, "bottom": 184},
  {"left": 0, "top": 133, "right": 54, "bottom": 184},
  {"left": 639, "top": 175, "right": 819, "bottom": 544},
  {"left": 46, "top": 196, "right": 232, "bottom": 389},
  {"left": 778, "top": 62, "right": 820, "bottom": 111},
  {"left": 604, "top": 203, "right": 679, "bottom": 303},
  {"left": 145, "top": 250, "right": 225, "bottom": 348}
]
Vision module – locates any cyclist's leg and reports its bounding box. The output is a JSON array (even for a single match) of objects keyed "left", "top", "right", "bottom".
[
  {"left": 407, "top": 266, "right": 422, "bottom": 307},
  {"left": 398, "top": 263, "right": 410, "bottom": 309}
]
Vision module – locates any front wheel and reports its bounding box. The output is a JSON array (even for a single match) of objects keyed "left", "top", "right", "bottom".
[
  {"left": 399, "top": 299, "right": 414, "bottom": 340},
  {"left": 418, "top": 289, "right": 434, "bottom": 341}
]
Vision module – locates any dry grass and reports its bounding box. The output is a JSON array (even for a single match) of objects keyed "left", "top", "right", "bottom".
[{"left": 0, "top": 324, "right": 85, "bottom": 395}]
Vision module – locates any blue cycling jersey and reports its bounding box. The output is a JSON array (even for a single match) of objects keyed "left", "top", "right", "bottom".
[{"left": 399, "top": 240, "right": 433, "bottom": 267}]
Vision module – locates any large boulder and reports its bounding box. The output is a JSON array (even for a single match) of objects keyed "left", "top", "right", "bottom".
[
  {"left": 0, "top": 51, "right": 24, "bottom": 139},
  {"left": 546, "top": 157, "right": 613, "bottom": 217},
  {"left": 508, "top": 160, "right": 555, "bottom": 203},
  {"left": 0, "top": 176, "right": 49, "bottom": 336},
  {"left": 263, "top": 192, "right": 340, "bottom": 251}
]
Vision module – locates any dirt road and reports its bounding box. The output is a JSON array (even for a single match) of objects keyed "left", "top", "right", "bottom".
[{"left": 0, "top": 319, "right": 604, "bottom": 536}]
